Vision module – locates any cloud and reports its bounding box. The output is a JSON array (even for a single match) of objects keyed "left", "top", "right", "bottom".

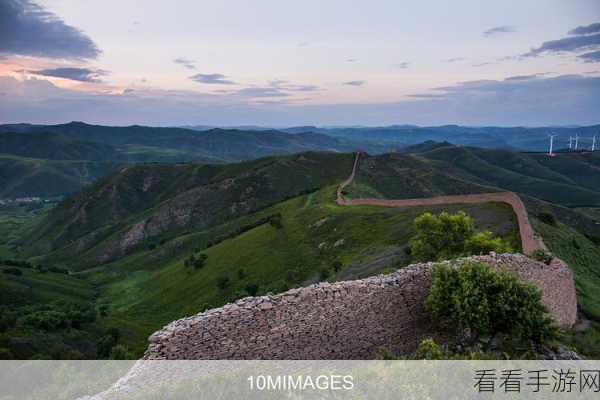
[
  {"left": 524, "top": 33, "right": 600, "bottom": 57},
  {"left": 173, "top": 58, "right": 196, "bottom": 70},
  {"left": 393, "top": 62, "right": 410, "bottom": 69},
  {"left": 268, "top": 80, "right": 319, "bottom": 92},
  {"left": 483, "top": 26, "right": 516, "bottom": 37},
  {"left": 568, "top": 22, "right": 600, "bottom": 36},
  {"left": 233, "top": 87, "right": 289, "bottom": 97},
  {"left": 504, "top": 74, "right": 544, "bottom": 81},
  {"left": 0, "top": 0, "right": 100, "bottom": 60},
  {"left": 472, "top": 62, "right": 493, "bottom": 67},
  {"left": 28, "top": 67, "right": 108, "bottom": 83},
  {"left": 189, "top": 73, "right": 236, "bottom": 85},
  {"left": 343, "top": 80, "right": 366, "bottom": 86},
  {"left": 579, "top": 50, "right": 600, "bottom": 63},
  {"left": 443, "top": 57, "right": 466, "bottom": 63},
  {"left": 406, "top": 93, "right": 446, "bottom": 99}
]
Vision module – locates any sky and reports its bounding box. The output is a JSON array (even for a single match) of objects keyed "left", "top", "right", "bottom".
[{"left": 0, "top": 0, "right": 599, "bottom": 126}]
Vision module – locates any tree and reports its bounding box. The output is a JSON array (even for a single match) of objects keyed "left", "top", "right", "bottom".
[
  {"left": 425, "top": 261, "right": 557, "bottom": 343},
  {"left": 410, "top": 211, "right": 510, "bottom": 262}
]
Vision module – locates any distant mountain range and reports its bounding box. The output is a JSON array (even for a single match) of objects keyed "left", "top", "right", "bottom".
[
  {"left": 0, "top": 122, "right": 385, "bottom": 197},
  {"left": 0, "top": 121, "right": 598, "bottom": 198},
  {"left": 184, "top": 123, "right": 600, "bottom": 151}
]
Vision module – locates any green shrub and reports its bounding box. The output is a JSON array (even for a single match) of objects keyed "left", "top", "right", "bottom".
[
  {"left": 531, "top": 249, "right": 553, "bottom": 265},
  {"left": 410, "top": 211, "right": 510, "bottom": 262},
  {"left": 426, "top": 261, "right": 557, "bottom": 344},
  {"left": 216, "top": 275, "right": 230, "bottom": 290},
  {"left": 97, "top": 335, "right": 117, "bottom": 358},
  {"left": 414, "top": 338, "right": 445, "bottom": 360},
  {"left": 21, "top": 310, "right": 69, "bottom": 331},
  {"left": 332, "top": 260, "right": 343, "bottom": 273},
  {"left": 244, "top": 283, "right": 259, "bottom": 296},
  {"left": 109, "top": 344, "right": 132, "bottom": 359},
  {"left": 319, "top": 267, "right": 331, "bottom": 281},
  {"left": 465, "top": 231, "right": 511, "bottom": 255},
  {"left": 184, "top": 253, "right": 207, "bottom": 269},
  {"left": 537, "top": 212, "right": 557, "bottom": 226},
  {"left": 193, "top": 254, "right": 207, "bottom": 269},
  {"left": 269, "top": 213, "right": 283, "bottom": 229}
]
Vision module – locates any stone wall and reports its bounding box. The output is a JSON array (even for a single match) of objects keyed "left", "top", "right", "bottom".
[{"left": 144, "top": 253, "right": 577, "bottom": 360}]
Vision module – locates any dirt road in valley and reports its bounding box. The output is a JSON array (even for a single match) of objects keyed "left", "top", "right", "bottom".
[{"left": 336, "top": 152, "right": 545, "bottom": 255}]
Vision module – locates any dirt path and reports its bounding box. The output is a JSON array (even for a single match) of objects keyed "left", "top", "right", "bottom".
[{"left": 337, "top": 152, "right": 545, "bottom": 255}]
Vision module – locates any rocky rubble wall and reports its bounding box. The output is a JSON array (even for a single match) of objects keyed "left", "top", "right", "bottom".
[{"left": 144, "top": 254, "right": 577, "bottom": 360}]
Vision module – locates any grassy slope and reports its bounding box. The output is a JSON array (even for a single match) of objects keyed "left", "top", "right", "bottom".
[
  {"left": 347, "top": 153, "right": 495, "bottom": 200},
  {"left": 415, "top": 146, "right": 600, "bottom": 207},
  {"left": 575, "top": 207, "right": 600, "bottom": 222},
  {"left": 0, "top": 154, "right": 122, "bottom": 198},
  {"left": 0, "top": 203, "right": 54, "bottom": 258},
  {"left": 22, "top": 152, "right": 355, "bottom": 268},
  {"left": 87, "top": 186, "right": 519, "bottom": 354},
  {"left": 532, "top": 218, "right": 600, "bottom": 357}
]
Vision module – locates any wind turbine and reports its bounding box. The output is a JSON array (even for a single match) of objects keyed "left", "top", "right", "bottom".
[
  {"left": 568, "top": 136, "right": 573, "bottom": 150},
  {"left": 592, "top": 135, "right": 597, "bottom": 152},
  {"left": 574, "top": 134, "right": 580, "bottom": 150},
  {"left": 547, "top": 134, "right": 557, "bottom": 156}
]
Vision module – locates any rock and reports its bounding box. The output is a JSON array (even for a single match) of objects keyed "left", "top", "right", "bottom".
[
  {"left": 333, "top": 238, "right": 346, "bottom": 248},
  {"left": 312, "top": 217, "right": 329, "bottom": 228}
]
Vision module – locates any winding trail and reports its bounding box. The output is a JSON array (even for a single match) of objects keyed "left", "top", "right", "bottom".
[{"left": 336, "top": 152, "right": 545, "bottom": 254}]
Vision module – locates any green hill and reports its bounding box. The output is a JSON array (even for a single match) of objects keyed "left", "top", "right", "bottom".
[
  {"left": 345, "top": 152, "right": 497, "bottom": 199},
  {"left": 20, "top": 152, "right": 356, "bottom": 267},
  {"left": 0, "top": 122, "right": 389, "bottom": 198},
  {"left": 0, "top": 155, "right": 122, "bottom": 198},
  {"left": 0, "top": 122, "right": 384, "bottom": 163},
  {"left": 348, "top": 144, "right": 600, "bottom": 207},
  {"left": 0, "top": 132, "right": 120, "bottom": 161}
]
